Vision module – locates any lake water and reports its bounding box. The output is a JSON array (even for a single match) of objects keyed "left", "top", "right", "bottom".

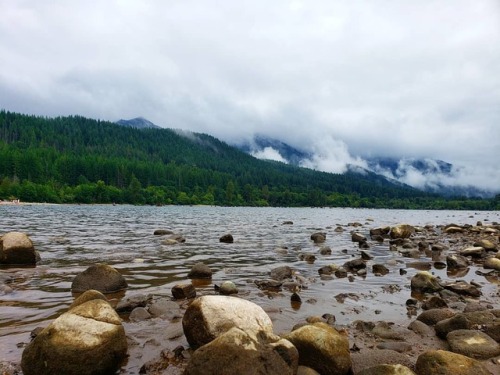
[{"left": 1, "top": 205, "right": 499, "bottom": 370}]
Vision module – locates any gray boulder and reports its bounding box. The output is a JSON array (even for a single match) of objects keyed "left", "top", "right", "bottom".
[
  {"left": 71, "top": 264, "right": 127, "bottom": 293},
  {"left": 0, "top": 231, "right": 37, "bottom": 265},
  {"left": 21, "top": 299, "right": 127, "bottom": 375}
]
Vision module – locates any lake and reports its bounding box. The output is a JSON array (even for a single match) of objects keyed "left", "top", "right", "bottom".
[{"left": 1, "top": 205, "right": 499, "bottom": 371}]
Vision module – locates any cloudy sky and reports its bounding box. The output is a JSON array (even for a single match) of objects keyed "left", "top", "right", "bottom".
[{"left": 1, "top": 1, "right": 499, "bottom": 192}]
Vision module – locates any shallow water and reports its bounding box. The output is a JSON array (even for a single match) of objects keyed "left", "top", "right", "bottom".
[{"left": 1, "top": 205, "right": 499, "bottom": 371}]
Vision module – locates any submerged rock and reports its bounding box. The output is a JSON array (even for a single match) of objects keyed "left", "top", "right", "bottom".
[
  {"left": 71, "top": 264, "right": 128, "bottom": 293},
  {"left": 219, "top": 233, "right": 234, "bottom": 243},
  {"left": 310, "top": 232, "right": 326, "bottom": 243},
  {"left": 21, "top": 299, "right": 127, "bottom": 375},
  {"left": 270, "top": 265, "right": 293, "bottom": 281}
]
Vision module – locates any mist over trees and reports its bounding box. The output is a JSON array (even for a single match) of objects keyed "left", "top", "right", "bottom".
[{"left": 0, "top": 111, "right": 496, "bottom": 210}]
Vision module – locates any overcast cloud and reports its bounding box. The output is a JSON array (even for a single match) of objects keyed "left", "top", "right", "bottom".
[{"left": 1, "top": 1, "right": 499, "bottom": 192}]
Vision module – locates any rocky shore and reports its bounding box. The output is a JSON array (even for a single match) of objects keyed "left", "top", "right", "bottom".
[{"left": 1, "top": 219, "right": 499, "bottom": 374}]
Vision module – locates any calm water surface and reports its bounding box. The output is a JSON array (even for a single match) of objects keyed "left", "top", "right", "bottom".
[{"left": 1, "top": 205, "right": 499, "bottom": 368}]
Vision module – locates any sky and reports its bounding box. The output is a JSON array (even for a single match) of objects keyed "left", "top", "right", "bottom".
[{"left": 1, "top": 1, "right": 499, "bottom": 193}]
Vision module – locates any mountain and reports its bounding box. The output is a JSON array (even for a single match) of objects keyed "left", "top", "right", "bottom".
[
  {"left": 2, "top": 110, "right": 463, "bottom": 208},
  {"left": 235, "top": 135, "right": 495, "bottom": 198},
  {"left": 116, "top": 117, "right": 161, "bottom": 129}
]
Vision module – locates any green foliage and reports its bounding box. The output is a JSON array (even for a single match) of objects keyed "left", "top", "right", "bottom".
[{"left": 0, "top": 110, "right": 496, "bottom": 209}]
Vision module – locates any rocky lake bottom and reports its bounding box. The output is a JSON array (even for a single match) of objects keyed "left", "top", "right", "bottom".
[{"left": 0, "top": 205, "right": 499, "bottom": 374}]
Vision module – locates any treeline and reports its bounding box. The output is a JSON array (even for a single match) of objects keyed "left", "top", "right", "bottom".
[{"left": 0, "top": 110, "right": 498, "bottom": 209}]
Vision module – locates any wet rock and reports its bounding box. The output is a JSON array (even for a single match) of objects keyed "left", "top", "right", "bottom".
[
  {"left": 375, "top": 342, "right": 412, "bottom": 353},
  {"left": 463, "top": 301, "right": 488, "bottom": 313},
  {"left": 418, "top": 241, "right": 430, "bottom": 251},
  {"left": 319, "top": 246, "right": 332, "bottom": 255},
  {"left": 182, "top": 295, "right": 273, "bottom": 349},
  {"left": 442, "top": 281, "right": 481, "bottom": 297},
  {"left": 310, "top": 232, "right": 326, "bottom": 243},
  {"left": 422, "top": 296, "right": 448, "bottom": 310},
  {"left": 361, "top": 251, "right": 373, "bottom": 260},
  {"left": 400, "top": 249, "right": 420, "bottom": 258},
  {"left": 406, "top": 261, "right": 432, "bottom": 271},
  {"left": 115, "top": 294, "right": 151, "bottom": 313},
  {"left": 255, "top": 279, "right": 282, "bottom": 291},
  {"left": 460, "top": 246, "right": 485, "bottom": 258},
  {"left": 270, "top": 265, "right": 293, "bottom": 281},
  {"left": 352, "top": 232, "right": 367, "bottom": 243},
  {"left": 351, "top": 350, "right": 414, "bottom": 374},
  {"left": 219, "top": 281, "right": 238, "bottom": 295},
  {"left": 359, "top": 241, "right": 370, "bottom": 249},
  {"left": 371, "top": 235, "right": 385, "bottom": 242},
  {"left": 219, "top": 233, "right": 234, "bottom": 243},
  {"left": 408, "top": 320, "right": 434, "bottom": 336},
  {"left": 129, "top": 307, "right": 151, "bottom": 322},
  {"left": 299, "top": 253, "right": 316, "bottom": 263},
  {"left": 149, "top": 299, "right": 182, "bottom": 320},
  {"left": 21, "top": 299, "right": 127, "bottom": 375},
  {"left": 71, "top": 264, "right": 128, "bottom": 293},
  {"left": 285, "top": 322, "right": 352, "bottom": 375},
  {"left": 416, "top": 308, "right": 455, "bottom": 326},
  {"left": 335, "top": 267, "right": 348, "bottom": 278},
  {"left": 390, "top": 224, "right": 414, "bottom": 239},
  {"left": 415, "top": 350, "right": 490, "bottom": 375},
  {"left": 153, "top": 229, "right": 174, "bottom": 235},
  {"left": 0, "top": 231, "right": 37, "bottom": 265},
  {"left": 372, "top": 264, "right": 389, "bottom": 276},
  {"left": 435, "top": 315, "right": 470, "bottom": 339},
  {"left": 318, "top": 265, "right": 336, "bottom": 276},
  {"left": 185, "top": 327, "right": 298, "bottom": 375},
  {"left": 444, "top": 226, "right": 464, "bottom": 234},
  {"left": 187, "top": 262, "right": 213, "bottom": 279},
  {"left": 370, "top": 227, "right": 390, "bottom": 236},
  {"left": 484, "top": 256, "right": 500, "bottom": 271},
  {"left": 282, "top": 221, "right": 294, "bottom": 225},
  {"left": 357, "top": 364, "right": 416, "bottom": 375},
  {"left": 474, "top": 239, "right": 497, "bottom": 252},
  {"left": 447, "top": 329, "right": 500, "bottom": 359},
  {"left": 334, "top": 226, "right": 344, "bottom": 232},
  {"left": 172, "top": 283, "right": 196, "bottom": 300},
  {"left": 161, "top": 234, "right": 186, "bottom": 245},
  {"left": 343, "top": 258, "right": 366, "bottom": 272},
  {"left": 410, "top": 271, "right": 442, "bottom": 293},
  {"left": 446, "top": 254, "right": 469, "bottom": 269},
  {"left": 69, "top": 289, "right": 108, "bottom": 310},
  {"left": 372, "top": 322, "right": 407, "bottom": 340}
]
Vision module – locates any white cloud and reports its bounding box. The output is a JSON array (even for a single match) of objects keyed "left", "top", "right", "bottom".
[
  {"left": 0, "top": 0, "right": 499, "bottom": 192},
  {"left": 251, "top": 147, "right": 287, "bottom": 163}
]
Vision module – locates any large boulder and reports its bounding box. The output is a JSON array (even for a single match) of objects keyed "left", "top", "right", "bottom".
[
  {"left": 71, "top": 264, "right": 128, "bottom": 293},
  {"left": 21, "top": 299, "right": 127, "bottom": 375},
  {"left": 415, "top": 350, "right": 490, "bottom": 375},
  {"left": 390, "top": 225, "right": 414, "bottom": 239},
  {"left": 0, "top": 232, "right": 37, "bottom": 265},
  {"left": 182, "top": 295, "right": 273, "bottom": 349},
  {"left": 285, "top": 322, "right": 352, "bottom": 375},
  {"left": 185, "top": 327, "right": 298, "bottom": 375}
]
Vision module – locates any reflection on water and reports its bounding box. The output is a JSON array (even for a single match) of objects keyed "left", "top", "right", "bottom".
[{"left": 1, "top": 205, "right": 499, "bottom": 365}]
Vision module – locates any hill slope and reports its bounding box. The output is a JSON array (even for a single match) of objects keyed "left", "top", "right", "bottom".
[{"left": 0, "top": 111, "right": 494, "bottom": 209}]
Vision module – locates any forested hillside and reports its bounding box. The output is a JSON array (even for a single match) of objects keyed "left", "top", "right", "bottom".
[{"left": 0, "top": 111, "right": 496, "bottom": 209}]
